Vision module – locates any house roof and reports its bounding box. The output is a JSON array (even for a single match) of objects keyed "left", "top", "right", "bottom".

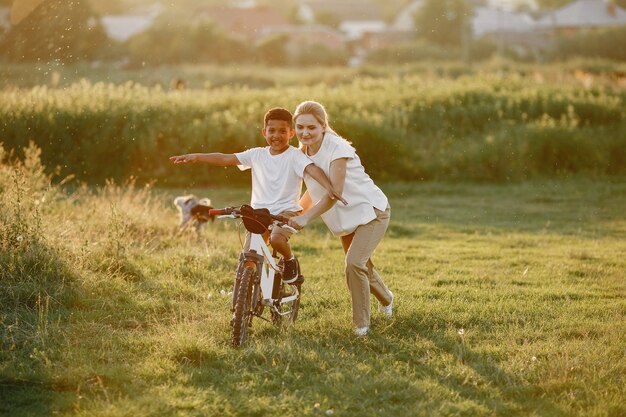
[
  {"left": 101, "top": 5, "right": 160, "bottom": 42},
  {"left": 536, "top": 0, "right": 626, "bottom": 28},
  {"left": 101, "top": 14, "right": 156, "bottom": 41},
  {"left": 300, "top": 0, "right": 384, "bottom": 22},
  {"left": 391, "top": 0, "right": 424, "bottom": 31},
  {"left": 472, "top": 6, "right": 534, "bottom": 36},
  {"left": 199, "top": 5, "right": 289, "bottom": 38}
]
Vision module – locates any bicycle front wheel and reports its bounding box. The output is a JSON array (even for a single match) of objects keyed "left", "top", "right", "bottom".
[{"left": 231, "top": 265, "right": 255, "bottom": 347}]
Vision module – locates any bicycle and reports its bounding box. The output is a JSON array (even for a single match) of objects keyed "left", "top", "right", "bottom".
[{"left": 204, "top": 204, "right": 304, "bottom": 347}]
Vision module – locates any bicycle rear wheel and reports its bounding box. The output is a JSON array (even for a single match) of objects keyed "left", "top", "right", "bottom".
[{"left": 231, "top": 265, "right": 255, "bottom": 347}]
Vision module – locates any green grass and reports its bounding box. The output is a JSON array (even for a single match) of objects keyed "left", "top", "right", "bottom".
[{"left": 1, "top": 150, "right": 625, "bottom": 416}]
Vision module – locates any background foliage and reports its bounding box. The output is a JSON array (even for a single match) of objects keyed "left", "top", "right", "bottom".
[
  {"left": 1, "top": 63, "right": 625, "bottom": 186},
  {"left": 0, "top": 0, "right": 109, "bottom": 63}
]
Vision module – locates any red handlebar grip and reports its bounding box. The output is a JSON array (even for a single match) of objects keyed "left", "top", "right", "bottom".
[{"left": 208, "top": 209, "right": 228, "bottom": 216}]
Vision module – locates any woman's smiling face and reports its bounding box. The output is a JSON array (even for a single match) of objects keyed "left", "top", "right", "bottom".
[{"left": 295, "top": 114, "right": 325, "bottom": 148}]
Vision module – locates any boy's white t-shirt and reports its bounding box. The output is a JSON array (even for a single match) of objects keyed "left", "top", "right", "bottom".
[
  {"left": 235, "top": 146, "right": 312, "bottom": 215},
  {"left": 303, "top": 133, "right": 388, "bottom": 236}
]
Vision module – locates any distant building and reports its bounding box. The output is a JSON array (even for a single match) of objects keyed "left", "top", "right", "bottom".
[
  {"left": 101, "top": 5, "right": 160, "bottom": 42},
  {"left": 197, "top": 5, "right": 289, "bottom": 40},
  {"left": 535, "top": 0, "right": 626, "bottom": 35},
  {"left": 261, "top": 24, "right": 347, "bottom": 51},
  {"left": 472, "top": 6, "right": 535, "bottom": 37},
  {"left": 361, "top": 30, "right": 415, "bottom": 50},
  {"left": 0, "top": 6, "right": 11, "bottom": 34},
  {"left": 389, "top": 1, "right": 535, "bottom": 38},
  {"left": 298, "top": 0, "right": 387, "bottom": 40}
]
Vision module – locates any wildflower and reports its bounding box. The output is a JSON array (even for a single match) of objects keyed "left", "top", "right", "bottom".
[
  {"left": 325, "top": 410, "right": 334, "bottom": 415},
  {"left": 314, "top": 403, "right": 321, "bottom": 409},
  {"left": 531, "top": 356, "right": 537, "bottom": 362},
  {"left": 458, "top": 328, "right": 465, "bottom": 336},
  {"left": 17, "top": 235, "right": 24, "bottom": 242},
  {"left": 220, "top": 289, "right": 226, "bottom": 296}
]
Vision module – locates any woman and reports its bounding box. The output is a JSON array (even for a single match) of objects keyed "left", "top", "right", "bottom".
[{"left": 288, "top": 101, "right": 393, "bottom": 336}]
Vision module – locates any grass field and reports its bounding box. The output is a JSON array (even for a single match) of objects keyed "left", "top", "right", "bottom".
[{"left": 1, "top": 149, "right": 625, "bottom": 416}]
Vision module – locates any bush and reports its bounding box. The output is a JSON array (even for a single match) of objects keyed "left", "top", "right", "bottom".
[
  {"left": 0, "top": 0, "right": 108, "bottom": 63},
  {"left": 1, "top": 74, "right": 624, "bottom": 184},
  {"left": 125, "top": 21, "right": 253, "bottom": 66},
  {"left": 366, "top": 41, "right": 461, "bottom": 64},
  {"left": 550, "top": 26, "right": 626, "bottom": 62}
]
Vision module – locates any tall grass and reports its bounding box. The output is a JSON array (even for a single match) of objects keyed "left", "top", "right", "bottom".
[
  {"left": 1, "top": 68, "right": 625, "bottom": 185},
  {"left": 1, "top": 144, "right": 625, "bottom": 416}
]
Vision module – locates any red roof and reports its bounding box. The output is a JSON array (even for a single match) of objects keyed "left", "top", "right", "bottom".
[{"left": 199, "top": 6, "right": 289, "bottom": 39}]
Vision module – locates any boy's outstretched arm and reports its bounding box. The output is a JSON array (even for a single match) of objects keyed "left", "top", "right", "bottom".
[
  {"left": 169, "top": 153, "right": 240, "bottom": 166},
  {"left": 304, "top": 164, "right": 348, "bottom": 206}
]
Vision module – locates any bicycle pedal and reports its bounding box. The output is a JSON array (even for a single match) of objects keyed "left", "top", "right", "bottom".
[{"left": 291, "top": 275, "right": 304, "bottom": 286}]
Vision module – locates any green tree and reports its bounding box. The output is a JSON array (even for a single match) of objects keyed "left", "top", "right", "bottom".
[
  {"left": 125, "top": 21, "right": 252, "bottom": 66},
  {"left": 0, "top": 0, "right": 108, "bottom": 62},
  {"left": 413, "top": 0, "right": 473, "bottom": 47},
  {"left": 315, "top": 11, "right": 341, "bottom": 29},
  {"left": 611, "top": 0, "right": 626, "bottom": 9},
  {"left": 255, "top": 33, "right": 289, "bottom": 66}
]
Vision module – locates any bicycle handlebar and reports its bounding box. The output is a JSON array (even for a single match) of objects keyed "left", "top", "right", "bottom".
[{"left": 209, "top": 207, "right": 292, "bottom": 226}]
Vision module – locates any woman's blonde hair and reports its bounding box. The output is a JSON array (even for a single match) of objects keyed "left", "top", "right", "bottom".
[{"left": 293, "top": 100, "right": 340, "bottom": 137}]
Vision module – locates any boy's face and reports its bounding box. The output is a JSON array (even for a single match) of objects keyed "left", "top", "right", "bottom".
[{"left": 262, "top": 119, "right": 295, "bottom": 154}]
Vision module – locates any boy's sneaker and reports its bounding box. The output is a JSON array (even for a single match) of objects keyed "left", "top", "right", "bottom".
[
  {"left": 354, "top": 326, "right": 369, "bottom": 337},
  {"left": 282, "top": 257, "right": 299, "bottom": 284},
  {"left": 379, "top": 291, "right": 394, "bottom": 318}
]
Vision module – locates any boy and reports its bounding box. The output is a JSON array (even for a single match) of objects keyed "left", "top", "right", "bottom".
[{"left": 170, "top": 107, "right": 346, "bottom": 282}]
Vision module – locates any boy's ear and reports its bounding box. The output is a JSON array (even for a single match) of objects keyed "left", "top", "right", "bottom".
[
  {"left": 289, "top": 128, "right": 295, "bottom": 139},
  {"left": 262, "top": 128, "right": 267, "bottom": 138}
]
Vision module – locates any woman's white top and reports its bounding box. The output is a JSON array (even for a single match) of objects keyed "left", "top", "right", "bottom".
[
  {"left": 303, "top": 133, "right": 388, "bottom": 236},
  {"left": 236, "top": 146, "right": 312, "bottom": 215}
]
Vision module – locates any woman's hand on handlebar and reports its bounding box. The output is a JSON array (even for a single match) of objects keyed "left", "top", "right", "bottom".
[
  {"left": 327, "top": 188, "right": 348, "bottom": 205},
  {"left": 288, "top": 215, "right": 308, "bottom": 230}
]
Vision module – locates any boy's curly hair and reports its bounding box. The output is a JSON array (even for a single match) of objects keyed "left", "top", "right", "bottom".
[{"left": 264, "top": 107, "right": 293, "bottom": 126}]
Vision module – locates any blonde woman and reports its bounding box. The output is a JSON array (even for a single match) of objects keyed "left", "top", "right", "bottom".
[{"left": 288, "top": 101, "right": 393, "bottom": 336}]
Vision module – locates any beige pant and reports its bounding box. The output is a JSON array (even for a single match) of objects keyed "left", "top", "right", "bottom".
[{"left": 341, "top": 206, "right": 392, "bottom": 328}]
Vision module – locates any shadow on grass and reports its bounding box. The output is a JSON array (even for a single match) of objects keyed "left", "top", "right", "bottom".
[
  {"left": 169, "top": 304, "right": 571, "bottom": 417},
  {"left": 382, "top": 312, "right": 568, "bottom": 417},
  {"left": 0, "top": 240, "right": 83, "bottom": 416}
]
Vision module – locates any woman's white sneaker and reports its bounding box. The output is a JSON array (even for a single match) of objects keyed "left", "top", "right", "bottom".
[
  {"left": 354, "top": 326, "right": 369, "bottom": 336},
  {"left": 379, "top": 291, "right": 394, "bottom": 318}
]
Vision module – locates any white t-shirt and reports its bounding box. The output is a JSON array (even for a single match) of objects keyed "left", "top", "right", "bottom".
[
  {"left": 235, "top": 146, "right": 312, "bottom": 215},
  {"left": 303, "top": 133, "right": 388, "bottom": 236}
]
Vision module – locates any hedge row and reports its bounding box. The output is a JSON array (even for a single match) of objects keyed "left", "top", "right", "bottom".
[{"left": 1, "top": 75, "right": 624, "bottom": 185}]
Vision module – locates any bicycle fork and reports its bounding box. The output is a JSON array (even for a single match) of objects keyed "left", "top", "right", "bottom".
[{"left": 232, "top": 251, "right": 263, "bottom": 315}]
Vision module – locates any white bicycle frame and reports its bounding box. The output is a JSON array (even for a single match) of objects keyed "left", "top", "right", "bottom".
[{"left": 218, "top": 215, "right": 300, "bottom": 308}]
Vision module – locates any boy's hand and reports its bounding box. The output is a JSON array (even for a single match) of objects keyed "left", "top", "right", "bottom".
[
  {"left": 169, "top": 154, "right": 196, "bottom": 164},
  {"left": 328, "top": 188, "right": 348, "bottom": 205},
  {"left": 288, "top": 215, "right": 308, "bottom": 230}
]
